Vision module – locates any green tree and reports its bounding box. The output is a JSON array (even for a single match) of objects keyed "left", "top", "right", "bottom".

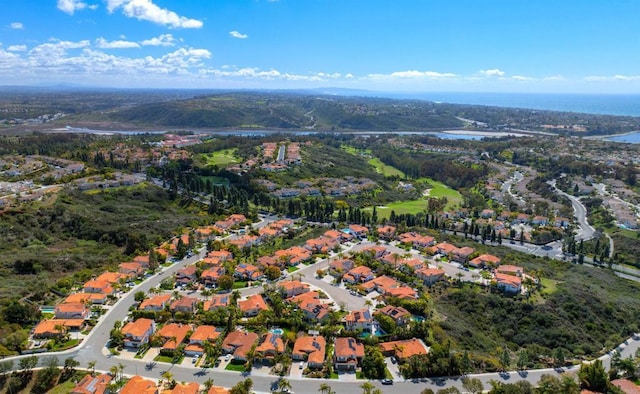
[
  {"left": 230, "top": 378, "right": 253, "bottom": 394},
  {"left": 318, "top": 382, "right": 333, "bottom": 394},
  {"left": 500, "top": 348, "right": 511, "bottom": 371},
  {"left": 87, "top": 360, "right": 96, "bottom": 376},
  {"left": 517, "top": 349, "right": 529, "bottom": 370},
  {"left": 462, "top": 377, "right": 484, "bottom": 394},
  {"left": 32, "top": 358, "right": 60, "bottom": 394},
  {"left": 218, "top": 274, "right": 234, "bottom": 291},
  {"left": 436, "top": 388, "right": 461, "bottom": 394},
  {"left": 360, "top": 381, "right": 375, "bottom": 394},
  {"left": 134, "top": 291, "right": 146, "bottom": 303},
  {"left": 361, "top": 346, "right": 386, "bottom": 379},
  {"left": 553, "top": 347, "right": 565, "bottom": 368},
  {"left": 579, "top": 359, "right": 609, "bottom": 393},
  {"left": 0, "top": 360, "right": 14, "bottom": 376},
  {"left": 278, "top": 378, "right": 292, "bottom": 393}
]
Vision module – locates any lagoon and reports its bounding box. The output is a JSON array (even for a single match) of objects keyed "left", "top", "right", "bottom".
[{"left": 605, "top": 131, "right": 640, "bottom": 144}]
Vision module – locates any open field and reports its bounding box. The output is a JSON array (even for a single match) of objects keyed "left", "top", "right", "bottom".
[
  {"left": 418, "top": 177, "right": 463, "bottom": 207},
  {"left": 368, "top": 157, "right": 405, "bottom": 178},
  {"left": 199, "top": 149, "right": 240, "bottom": 167}
]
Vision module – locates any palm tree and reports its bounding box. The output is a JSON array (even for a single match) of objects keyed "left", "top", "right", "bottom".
[
  {"left": 109, "top": 365, "right": 119, "bottom": 383},
  {"left": 87, "top": 360, "right": 96, "bottom": 376},
  {"left": 161, "top": 371, "right": 174, "bottom": 389},
  {"left": 318, "top": 382, "right": 332, "bottom": 394},
  {"left": 203, "top": 378, "right": 214, "bottom": 392},
  {"left": 360, "top": 381, "right": 375, "bottom": 394},
  {"left": 278, "top": 378, "right": 292, "bottom": 393}
]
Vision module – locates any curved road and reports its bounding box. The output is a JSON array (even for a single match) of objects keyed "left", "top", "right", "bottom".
[{"left": 548, "top": 179, "right": 596, "bottom": 241}]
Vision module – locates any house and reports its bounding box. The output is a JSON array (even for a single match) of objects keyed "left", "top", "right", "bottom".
[
  {"left": 184, "top": 325, "right": 222, "bottom": 356},
  {"left": 480, "top": 209, "right": 495, "bottom": 218},
  {"left": 495, "top": 273, "right": 522, "bottom": 293},
  {"left": 256, "top": 255, "right": 280, "bottom": 269},
  {"left": 452, "top": 246, "right": 475, "bottom": 263},
  {"left": 208, "top": 387, "right": 230, "bottom": 394},
  {"left": 228, "top": 235, "right": 258, "bottom": 250},
  {"left": 324, "top": 229, "right": 353, "bottom": 243},
  {"left": 532, "top": 215, "right": 549, "bottom": 226},
  {"left": 344, "top": 308, "right": 373, "bottom": 331},
  {"left": 416, "top": 268, "right": 446, "bottom": 286},
  {"left": 82, "top": 280, "right": 114, "bottom": 295},
  {"left": 201, "top": 267, "right": 226, "bottom": 286},
  {"left": 119, "top": 375, "right": 158, "bottom": 394},
  {"left": 163, "top": 382, "right": 200, "bottom": 394},
  {"left": 95, "top": 272, "right": 127, "bottom": 284},
  {"left": 400, "top": 258, "right": 425, "bottom": 273},
  {"left": 238, "top": 294, "right": 269, "bottom": 317},
  {"left": 274, "top": 246, "right": 313, "bottom": 265},
  {"left": 329, "top": 259, "right": 354, "bottom": 274},
  {"left": 360, "top": 245, "right": 388, "bottom": 259},
  {"left": 203, "top": 294, "right": 231, "bottom": 311},
  {"left": 496, "top": 265, "right": 524, "bottom": 277},
  {"left": 375, "top": 305, "right": 411, "bottom": 326},
  {"left": 278, "top": 280, "right": 310, "bottom": 298},
  {"left": 234, "top": 263, "right": 263, "bottom": 281},
  {"left": 119, "top": 262, "right": 144, "bottom": 278},
  {"left": 377, "top": 225, "right": 396, "bottom": 240},
  {"left": 139, "top": 294, "right": 171, "bottom": 312},
  {"left": 301, "top": 301, "right": 332, "bottom": 322},
  {"left": 208, "top": 250, "right": 233, "bottom": 262},
  {"left": 611, "top": 379, "right": 640, "bottom": 394},
  {"left": 71, "top": 373, "right": 112, "bottom": 394},
  {"left": 32, "top": 319, "right": 85, "bottom": 339},
  {"left": 176, "top": 266, "right": 198, "bottom": 285},
  {"left": 349, "top": 224, "right": 369, "bottom": 239},
  {"left": 54, "top": 303, "right": 90, "bottom": 320},
  {"left": 287, "top": 291, "right": 320, "bottom": 307},
  {"left": 469, "top": 254, "right": 501, "bottom": 269},
  {"left": 379, "top": 338, "right": 429, "bottom": 362},
  {"left": 361, "top": 275, "right": 399, "bottom": 294},
  {"left": 64, "top": 292, "right": 108, "bottom": 305},
  {"left": 398, "top": 232, "right": 435, "bottom": 249},
  {"left": 156, "top": 323, "right": 191, "bottom": 353},
  {"left": 305, "top": 236, "right": 339, "bottom": 254},
  {"left": 292, "top": 335, "right": 326, "bottom": 369},
  {"left": 221, "top": 331, "right": 259, "bottom": 361},
  {"left": 170, "top": 296, "right": 199, "bottom": 314},
  {"left": 343, "top": 266, "right": 374, "bottom": 284},
  {"left": 514, "top": 213, "right": 530, "bottom": 224},
  {"left": 431, "top": 242, "right": 457, "bottom": 256},
  {"left": 554, "top": 217, "right": 570, "bottom": 228},
  {"left": 385, "top": 286, "right": 418, "bottom": 300},
  {"left": 255, "top": 332, "right": 285, "bottom": 364},
  {"left": 122, "top": 318, "right": 155, "bottom": 349},
  {"left": 334, "top": 337, "right": 365, "bottom": 371}
]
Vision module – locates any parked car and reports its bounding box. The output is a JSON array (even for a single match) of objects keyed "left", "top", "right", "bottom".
[
  {"left": 381, "top": 379, "right": 393, "bottom": 385},
  {"left": 299, "top": 362, "right": 304, "bottom": 369}
]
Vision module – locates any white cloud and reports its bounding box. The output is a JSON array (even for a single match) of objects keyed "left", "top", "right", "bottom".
[
  {"left": 106, "top": 0, "right": 203, "bottom": 29},
  {"left": 96, "top": 37, "right": 140, "bottom": 49},
  {"left": 367, "top": 70, "right": 457, "bottom": 80},
  {"left": 7, "top": 45, "right": 27, "bottom": 52},
  {"left": 511, "top": 75, "right": 533, "bottom": 81},
  {"left": 229, "top": 31, "right": 248, "bottom": 39},
  {"left": 479, "top": 68, "right": 505, "bottom": 77},
  {"left": 57, "top": 0, "right": 88, "bottom": 15},
  {"left": 543, "top": 75, "right": 565, "bottom": 81},
  {"left": 140, "top": 34, "right": 176, "bottom": 47},
  {"left": 585, "top": 74, "right": 640, "bottom": 82},
  {"left": 10, "top": 22, "right": 24, "bottom": 30}
]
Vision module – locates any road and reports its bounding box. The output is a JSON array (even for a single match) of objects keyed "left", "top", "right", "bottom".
[
  {"left": 548, "top": 179, "right": 596, "bottom": 241},
  {"left": 501, "top": 170, "right": 526, "bottom": 207}
]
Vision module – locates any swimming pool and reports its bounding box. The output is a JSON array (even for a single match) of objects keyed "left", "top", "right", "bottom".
[{"left": 270, "top": 328, "right": 284, "bottom": 335}]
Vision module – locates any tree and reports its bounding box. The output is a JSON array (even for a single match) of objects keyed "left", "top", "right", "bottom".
[
  {"left": 360, "top": 381, "right": 375, "bottom": 394},
  {"left": 318, "top": 382, "right": 333, "bottom": 394},
  {"left": 32, "top": 358, "right": 60, "bottom": 394},
  {"left": 134, "top": 291, "right": 146, "bottom": 303},
  {"left": 462, "top": 377, "right": 484, "bottom": 394},
  {"left": 278, "top": 378, "right": 292, "bottom": 393},
  {"left": 361, "top": 346, "right": 386, "bottom": 379},
  {"left": 218, "top": 275, "right": 234, "bottom": 291},
  {"left": 553, "top": 347, "right": 565, "bottom": 368},
  {"left": 203, "top": 378, "right": 215, "bottom": 391},
  {"left": 62, "top": 357, "right": 80, "bottom": 380},
  {"left": 517, "top": 349, "right": 529, "bottom": 370},
  {"left": 436, "top": 388, "right": 461, "bottom": 394},
  {"left": 19, "top": 355, "right": 39, "bottom": 373},
  {"left": 499, "top": 348, "right": 511, "bottom": 371},
  {"left": 88, "top": 360, "right": 96, "bottom": 376},
  {"left": 579, "top": 360, "right": 609, "bottom": 393},
  {"left": 230, "top": 378, "right": 253, "bottom": 394},
  {"left": 0, "top": 360, "right": 14, "bottom": 376},
  {"left": 149, "top": 248, "right": 159, "bottom": 271}
]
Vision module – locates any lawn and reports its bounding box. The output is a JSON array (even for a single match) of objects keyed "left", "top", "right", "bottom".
[
  {"left": 287, "top": 266, "right": 300, "bottom": 273},
  {"left": 418, "top": 177, "right": 463, "bottom": 206},
  {"left": 154, "top": 354, "right": 175, "bottom": 363},
  {"left": 368, "top": 157, "right": 405, "bottom": 178},
  {"left": 47, "top": 378, "right": 79, "bottom": 394},
  {"left": 233, "top": 281, "right": 248, "bottom": 289},
  {"left": 540, "top": 278, "right": 559, "bottom": 295},
  {"left": 225, "top": 362, "right": 247, "bottom": 372},
  {"left": 200, "top": 149, "right": 240, "bottom": 167}
]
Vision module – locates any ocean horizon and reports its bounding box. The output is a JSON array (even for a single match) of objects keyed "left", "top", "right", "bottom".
[{"left": 404, "top": 92, "right": 640, "bottom": 117}]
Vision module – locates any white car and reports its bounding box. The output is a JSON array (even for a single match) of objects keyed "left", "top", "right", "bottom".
[{"left": 299, "top": 362, "right": 304, "bottom": 369}]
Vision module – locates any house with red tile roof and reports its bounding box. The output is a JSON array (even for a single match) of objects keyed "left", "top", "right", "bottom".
[
  {"left": 222, "top": 331, "right": 259, "bottom": 361},
  {"left": 256, "top": 255, "right": 280, "bottom": 270},
  {"left": 208, "top": 250, "right": 233, "bottom": 261},
  {"left": 334, "top": 337, "right": 365, "bottom": 371},
  {"left": 228, "top": 235, "right": 258, "bottom": 249},
  {"left": 156, "top": 323, "right": 191, "bottom": 353},
  {"left": 431, "top": 242, "right": 457, "bottom": 256},
  {"left": 202, "top": 293, "right": 231, "bottom": 311},
  {"left": 400, "top": 258, "right": 425, "bottom": 273},
  {"left": 255, "top": 332, "right": 285, "bottom": 364},
  {"left": 496, "top": 265, "right": 524, "bottom": 276},
  {"left": 452, "top": 246, "right": 475, "bottom": 263},
  {"left": 138, "top": 294, "right": 170, "bottom": 312},
  {"left": 119, "top": 376, "right": 157, "bottom": 394},
  {"left": 32, "top": 319, "right": 85, "bottom": 339},
  {"left": 379, "top": 338, "right": 428, "bottom": 362},
  {"left": 304, "top": 236, "right": 338, "bottom": 254},
  {"left": 329, "top": 259, "right": 354, "bottom": 274},
  {"left": 119, "top": 262, "right": 144, "bottom": 278},
  {"left": 185, "top": 325, "right": 222, "bottom": 356},
  {"left": 234, "top": 263, "right": 263, "bottom": 281},
  {"left": 274, "top": 246, "right": 313, "bottom": 266},
  {"left": 207, "top": 386, "right": 230, "bottom": 394},
  {"left": 469, "top": 253, "right": 501, "bottom": 269},
  {"left": 292, "top": 335, "right": 326, "bottom": 369},
  {"left": 416, "top": 268, "right": 446, "bottom": 286},
  {"left": 163, "top": 382, "right": 200, "bottom": 394},
  {"left": 301, "top": 301, "right": 332, "bottom": 322},
  {"left": 611, "top": 379, "right": 640, "bottom": 394},
  {"left": 201, "top": 267, "right": 226, "bottom": 286},
  {"left": 377, "top": 225, "right": 396, "bottom": 240},
  {"left": 324, "top": 229, "right": 353, "bottom": 243},
  {"left": 349, "top": 224, "right": 369, "bottom": 239},
  {"left": 398, "top": 232, "right": 435, "bottom": 249},
  {"left": 344, "top": 308, "right": 373, "bottom": 331},
  {"left": 360, "top": 275, "right": 399, "bottom": 294},
  {"left": 82, "top": 280, "right": 114, "bottom": 295},
  {"left": 95, "top": 272, "right": 127, "bottom": 284},
  {"left": 278, "top": 280, "right": 310, "bottom": 298},
  {"left": 287, "top": 291, "right": 320, "bottom": 306},
  {"left": 176, "top": 265, "right": 198, "bottom": 285},
  {"left": 54, "top": 303, "right": 89, "bottom": 320},
  {"left": 64, "top": 292, "right": 108, "bottom": 305},
  {"left": 170, "top": 296, "right": 199, "bottom": 314},
  {"left": 238, "top": 294, "right": 269, "bottom": 317},
  {"left": 385, "top": 286, "right": 418, "bottom": 300},
  {"left": 494, "top": 273, "right": 522, "bottom": 293},
  {"left": 343, "top": 266, "right": 374, "bottom": 284},
  {"left": 359, "top": 245, "right": 388, "bottom": 259},
  {"left": 71, "top": 373, "right": 112, "bottom": 394},
  {"left": 122, "top": 318, "right": 155, "bottom": 349},
  {"left": 375, "top": 305, "right": 412, "bottom": 326}
]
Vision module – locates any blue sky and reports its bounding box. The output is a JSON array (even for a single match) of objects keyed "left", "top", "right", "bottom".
[{"left": 1, "top": 0, "right": 640, "bottom": 93}]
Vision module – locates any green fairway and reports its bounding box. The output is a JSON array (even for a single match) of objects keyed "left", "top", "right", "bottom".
[
  {"left": 200, "top": 149, "right": 240, "bottom": 167},
  {"left": 368, "top": 157, "right": 405, "bottom": 178},
  {"left": 418, "top": 178, "right": 463, "bottom": 205}
]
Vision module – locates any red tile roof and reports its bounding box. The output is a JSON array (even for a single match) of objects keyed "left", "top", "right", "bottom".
[{"left": 120, "top": 375, "right": 157, "bottom": 394}]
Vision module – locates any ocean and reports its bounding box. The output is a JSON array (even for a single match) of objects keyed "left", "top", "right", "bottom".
[{"left": 410, "top": 92, "right": 640, "bottom": 117}]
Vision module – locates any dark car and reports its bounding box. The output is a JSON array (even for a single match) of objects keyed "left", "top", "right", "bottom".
[{"left": 381, "top": 379, "right": 393, "bottom": 385}]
